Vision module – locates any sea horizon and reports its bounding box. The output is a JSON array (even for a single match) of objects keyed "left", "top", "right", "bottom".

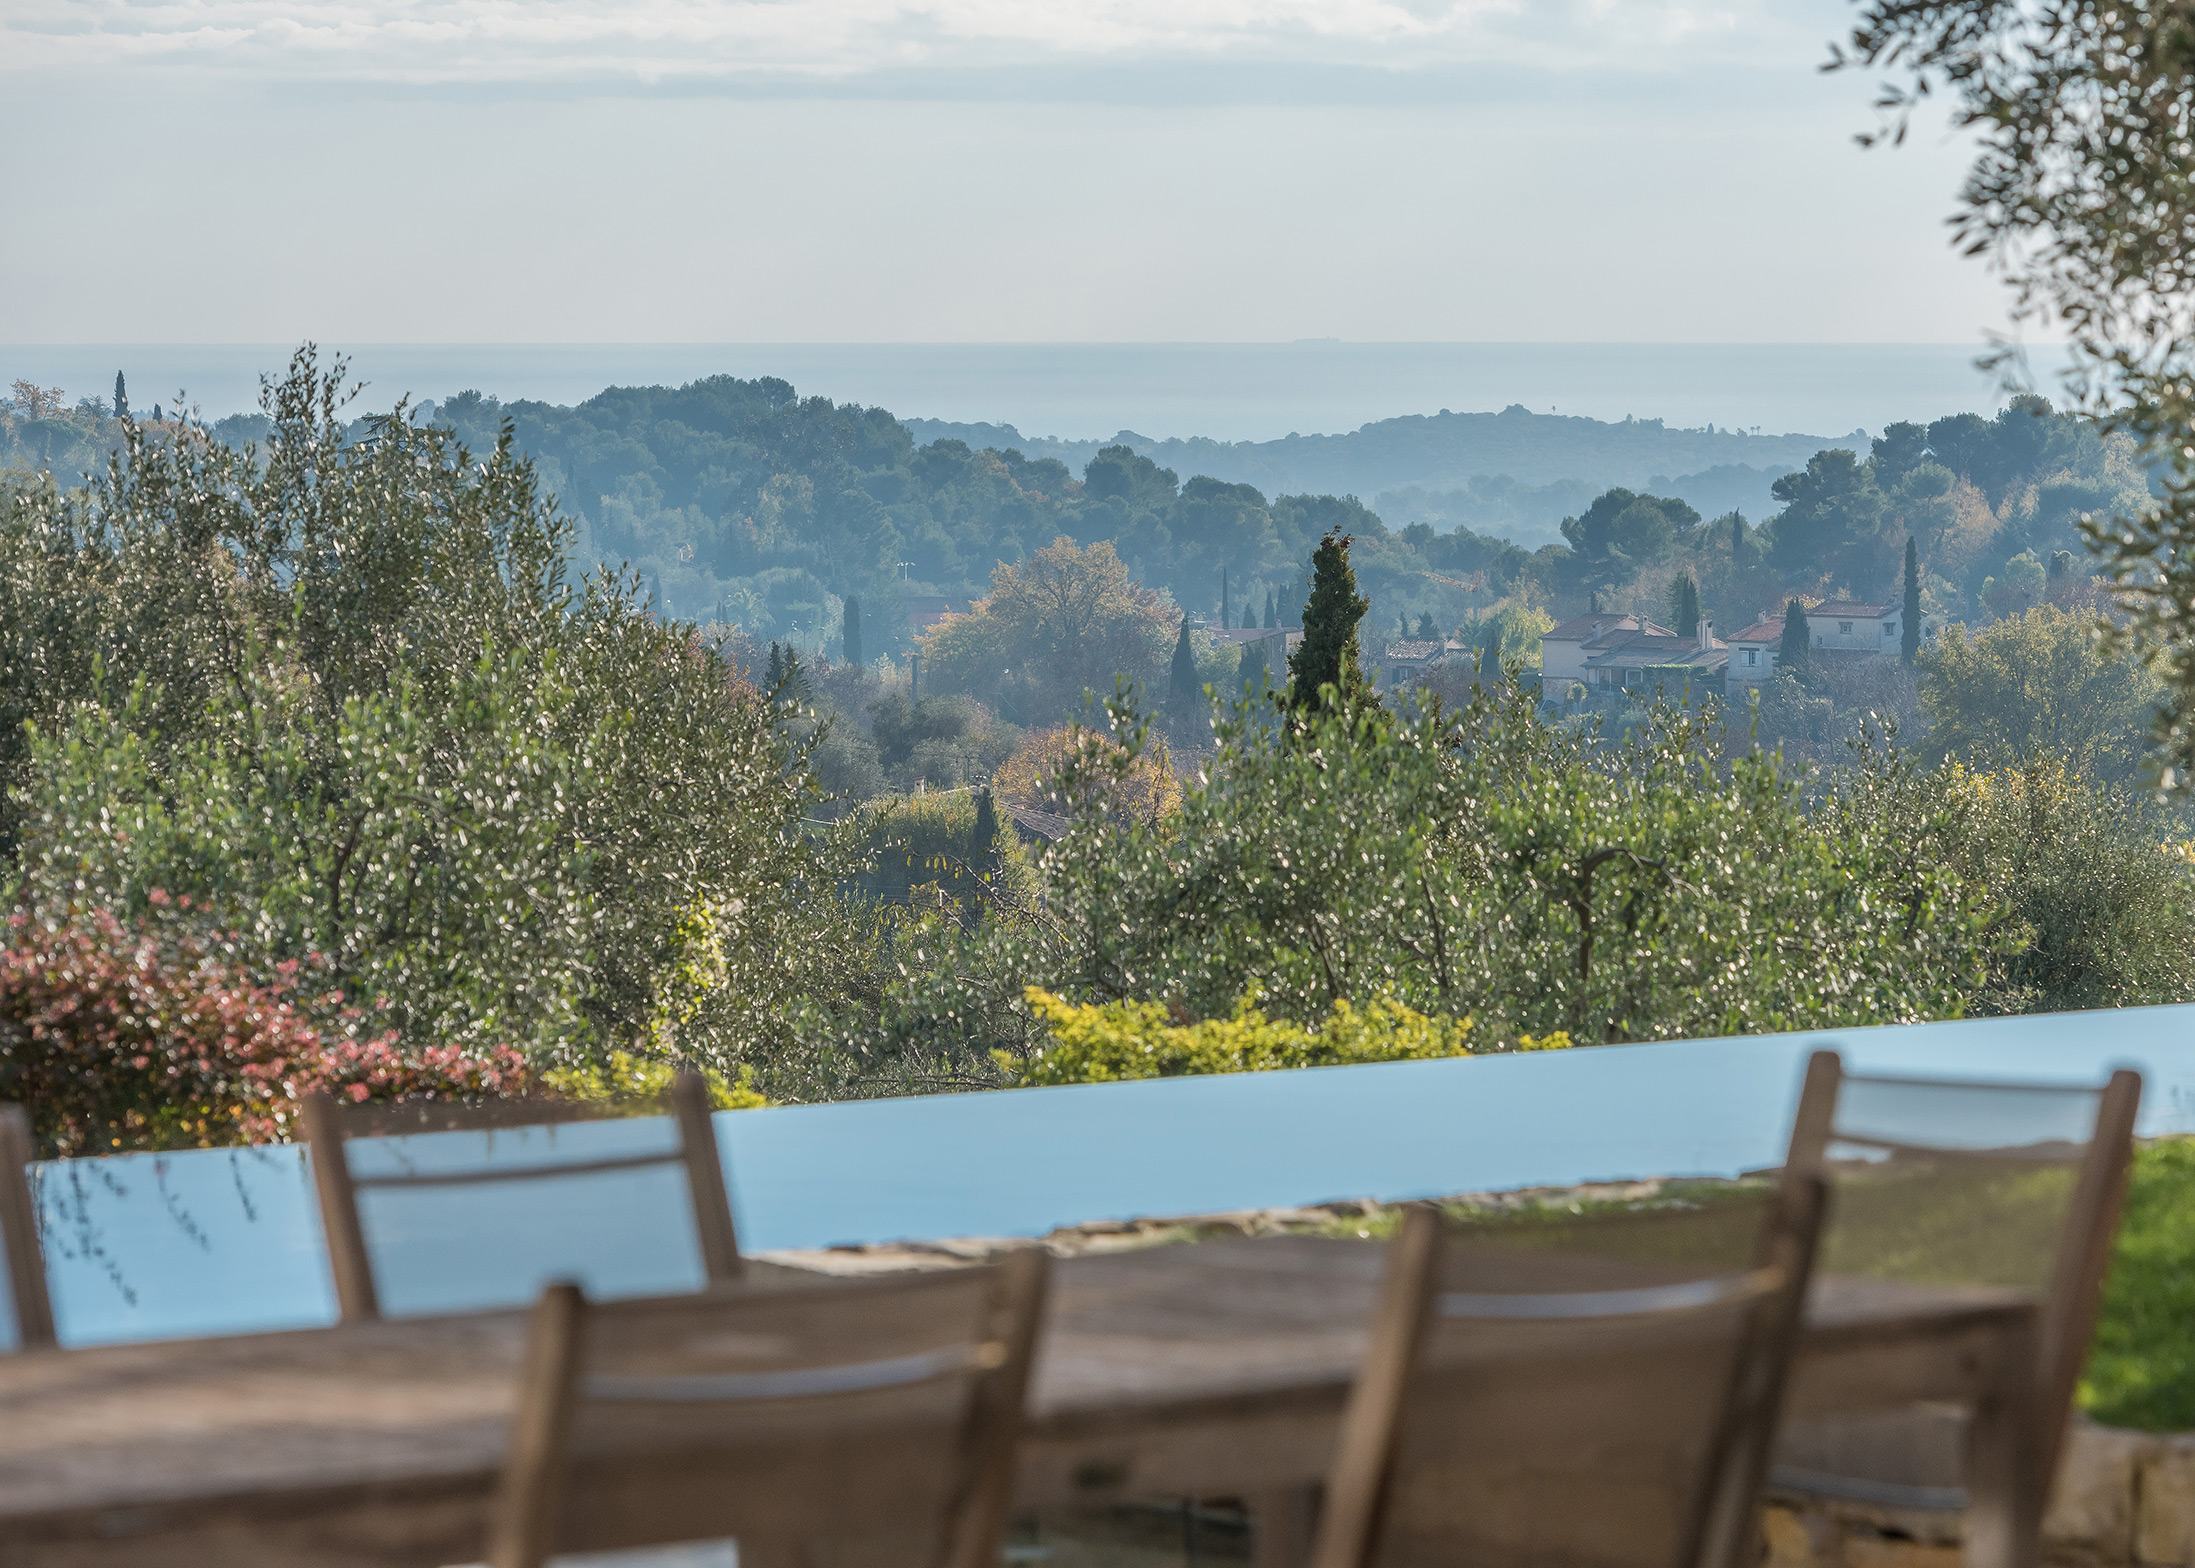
[{"left": 2, "top": 341, "right": 2076, "bottom": 448}]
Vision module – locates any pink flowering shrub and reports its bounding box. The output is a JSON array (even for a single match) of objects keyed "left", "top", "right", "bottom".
[{"left": 0, "top": 894, "right": 529, "bottom": 1157}]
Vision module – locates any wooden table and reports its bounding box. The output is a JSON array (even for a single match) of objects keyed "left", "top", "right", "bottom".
[{"left": 0, "top": 1236, "right": 2039, "bottom": 1568}]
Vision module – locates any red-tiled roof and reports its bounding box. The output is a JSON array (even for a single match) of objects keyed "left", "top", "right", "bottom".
[
  {"left": 1810, "top": 600, "right": 1893, "bottom": 618},
  {"left": 1589, "top": 632, "right": 1720, "bottom": 663},
  {"left": 1544, "top": 613, "right": 1677, "bottom": 641},
  {"left": 1725, "top": 621, "right": 1784, "bottom": 643}
]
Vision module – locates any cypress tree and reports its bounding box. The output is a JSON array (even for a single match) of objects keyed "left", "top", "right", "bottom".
[
  {"left": 766, "top": 642, "right": 784, "bottom": 691},
  {"left": 1169, "top": 617, "right": 1198, "bottom": 703},
  {"left": 113, "top": 372, "right": 127, "bottom": 419},
  {"left": 1287, "top": 529, "right": 1376, "bottom": 712},
  {"left": 1902, "top": 539, "right": 1922, "bottom": 666},
  {"left": 1241, "top": 634, "right": 1271, "bottom": 691},
  {"left": 1667, "top": 571, "right": 1701, "bottom": 639},
  {"left": 972, "top": 787, "right": 1001, "bottom": 879},
  {"left": 1730, "top": 511, "right": 1746, "bottom": 567},
  {"left": 842, "top": 595, "right": 865, "bottom": 670},
  {"left": 1221, "top": 568, "right": 1230, "bottom": 629},
  {"left": 1245, "top": 603, "right": 1259, "bottom": 630},
  {"left": 1264, "top": 590, "right": 1277, "bottom": 630},
  {"left": 1778, "top": 598, "right": 1810, "bottom": 675}
]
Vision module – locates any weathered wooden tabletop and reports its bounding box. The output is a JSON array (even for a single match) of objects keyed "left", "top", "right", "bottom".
[{"left": 0, "top": 1235, "right": 2037, "bottom": 1568}]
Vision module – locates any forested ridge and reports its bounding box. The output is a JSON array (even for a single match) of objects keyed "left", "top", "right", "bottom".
[{"left": 0, "top": 367, "right": 2158, "bottom": 672}]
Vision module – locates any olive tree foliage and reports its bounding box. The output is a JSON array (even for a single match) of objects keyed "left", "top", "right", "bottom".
[
  {"left": 0, "top": 348, "right": 868, "bottom": 1076},
  {"left": 1935, "top": 757, "right": 2195, "bottom": 1014},
  {"left": 1831, "top": 0, "right": 2195, "bottom": 783},
  {"left": 830, "top": 682, "right": 2005, "bottom": 1092},
  {"left": 1918, "top": 602, "right": 2165, "bottom": 781}
]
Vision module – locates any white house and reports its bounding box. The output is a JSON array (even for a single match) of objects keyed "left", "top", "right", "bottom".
[
  {"left": 1807, "top": 599, "right": 1902, "bottom": 655},
  {"left": 1725, "top": 598, "right": 1907, "bottom": 686},
  {"left": 1725, "top": 612, "right": 1785, "bottom": 686},
  {"left": 1540, "top": 613, "right": 1678, "bottom": 686}
]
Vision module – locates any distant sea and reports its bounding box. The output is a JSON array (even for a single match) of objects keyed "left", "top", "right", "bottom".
[{"left": 1, "top": 342, "right": 2072, "bottom": 444}]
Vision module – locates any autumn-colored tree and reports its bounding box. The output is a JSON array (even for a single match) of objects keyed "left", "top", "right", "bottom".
[
  {"left": 992, "top": 724, "right": 1182, "bottom": 825},
  {"left": 6, "top": 380, "right": 67, "bottom": 420},
  {"left": 920, "top": 536, "right": 1176, "bottom": 719}
]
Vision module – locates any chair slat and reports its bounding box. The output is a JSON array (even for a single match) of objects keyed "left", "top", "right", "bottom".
[
  {"left": 1776, "top": 1052, "right": 2143, "bottom": 1531},
  {"left": 350, "top": 1149, "right": 685, "bottom": 1190},
  {"left": 1313, "top": 1176, "right": 1827, "bottom": 1568},
  {"left": 671, "top": 1071, "right": 742, "bottom": 1284},
  {"left": 304, "top": 1070, "right": 745, "bottom": 1321},
  {"left": 0, "top": 1107, "right": 54, "bottom": 1352},
  {"left": 486, "top": 1252, "right": 1049, "bottom": 1568}
]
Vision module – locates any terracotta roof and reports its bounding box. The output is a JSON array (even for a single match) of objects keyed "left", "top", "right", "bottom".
[
  {"left": 1580, "top": 637, "right": 1731, "bottom": 675},
  {"left": 1544, "top": 613, "right": 1677, "bottom": 642},
  {"left": 1725, "top": 621, "right": 1784, "bottom": 643},
  {"left": 1582, "top": 630, "right": 1724, "bottom": 661},
  {"left": 1383, "top": 640, "right": 1450, "bottom": 661},
  {"left": 1810, "top": 600, "right": 1893, "bottom": 618}
]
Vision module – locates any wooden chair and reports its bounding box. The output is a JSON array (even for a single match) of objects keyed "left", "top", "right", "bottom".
[
  {"left": 0, "top": 1106, "right": 55, "bottom": 1351},
  {"left": 486, "top": 1248, "right": 1050, "bottom": 1568},
  {"left": 1775, "top": 1050, "right": 2141, "bottom": 1514},
  {"left": 1311, "top": 1172, "right": 1829, "bottom": 1568},
  {"left": 302, "top": 1071, "right": 743, "bottom": 1323}
]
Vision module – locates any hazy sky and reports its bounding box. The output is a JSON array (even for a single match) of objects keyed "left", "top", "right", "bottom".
[{"left": 0, "top": 0, "right": 2018, "bottom": 344}]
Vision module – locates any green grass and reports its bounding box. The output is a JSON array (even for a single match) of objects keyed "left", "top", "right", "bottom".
[{"left": 2082, "top": 1138, "right": 2195, "bottom": 1432}]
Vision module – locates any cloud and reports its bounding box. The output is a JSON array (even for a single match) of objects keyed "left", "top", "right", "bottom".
[{"left": 3, "top": 0, "right": 1832, "bottom": 89}]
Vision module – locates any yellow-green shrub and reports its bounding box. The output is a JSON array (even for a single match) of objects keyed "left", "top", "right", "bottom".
[
  {"left": 1007, "top": 987, "right": 1568, "bottom": 1086},
  {"left": 540, "top": 1051, "right": 771, "bottom": 1113}
]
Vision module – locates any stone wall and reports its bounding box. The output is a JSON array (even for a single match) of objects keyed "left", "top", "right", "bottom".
[{"left": 1768, "top": 1423, "right": 2195, "bottom": 1568}]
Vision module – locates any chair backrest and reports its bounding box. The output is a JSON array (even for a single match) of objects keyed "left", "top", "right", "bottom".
[
  {"left": 486, "top": 1249, "right": 1051, "bottom": 1568},
  {"left": 0, "top": 1106, "right": 54, "bottom": 1351},
  {"left": 303, "top": 1071, "right": 742, "bottom": 1322},
  {"left": 1312, "top": 1175, "right": 1827, "bottom": 1568},
  {"left": 1783, "top": 1050, "right": 2141, "bottom": 1486}
]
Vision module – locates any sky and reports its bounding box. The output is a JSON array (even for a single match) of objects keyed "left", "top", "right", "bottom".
[{"left": 0, "top": 0, "right": 2020, "bottom": 345}]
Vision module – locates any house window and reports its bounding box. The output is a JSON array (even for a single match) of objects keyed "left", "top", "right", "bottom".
[
  {"left": 1885, "top": 622, "right": 1897, "bottom": 637},
  {"left": 1838, "top": 621, "right": 1853, "bottom": 635},
  {"left": 1745, "top": 648, "right": 1758, "bottom": 666}
]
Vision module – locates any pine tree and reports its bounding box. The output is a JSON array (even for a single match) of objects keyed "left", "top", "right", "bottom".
[
  {"left": 1778, "top": 598, "right": 1810, "bottom": 675},
  {"left": 1903, "top": 539, "right": 1922, "bottom": 666},
  {"left": 1668, "top": 571, "right": 1702, "bottom": 640},
  {"left": 1588, "top": 589, "right": 1602, "bottom": 615},
  {"left": 1288, "top": 530, "right": 1376, "bottom": 712},
  {"left": 113, "top": 372, "right": 127, "bottom": 420},
  {"left": 1170, "top": 617, "right": 1198, "bottom": 703},
  {"left": 842, "top": 595, "right": 865, "bottom": 670},
  {"left": 766, "top": 642, "right": 785, "bottom": 693},
  {"left": 1264, "top": 590, "right": 1277, "bottom": 630}
]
